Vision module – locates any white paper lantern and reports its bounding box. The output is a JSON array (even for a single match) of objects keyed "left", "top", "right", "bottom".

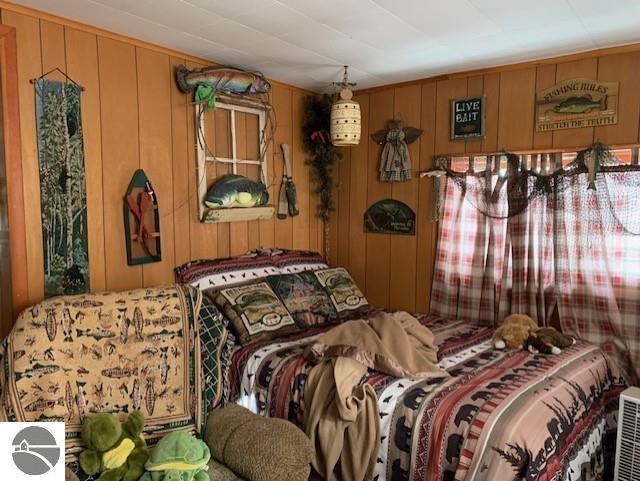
[{"left": 331, "top": 90, "right": 361, "bottom": 146}]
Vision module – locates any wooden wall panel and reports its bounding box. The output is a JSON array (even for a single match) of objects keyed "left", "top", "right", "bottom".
[
  {"left": 336, "top": 148, "right": 351, "bottom": 268},
  {"left": 533, "top": 64, "right": 556, "bottom": 150},
  {"left": 595, "top": 52, "right": 640, "bottom": 145},
  {"left": 415, "top": 82, "right": 437, "bottom": 313},
  {"left": 136, "top": 48, "right": 175, "bottom": 286},
  {"left": 291, "top": 91, "right": 310, "bottom": 251},
  {"left": 98, "top": 37, "right": 142, "bottom": 291},
  {"left": 346, "top": 94, "right": 369, "bottom": 290},
  {"left": 364, "top": 90, "right": 393, "bottom": 307},
  {"left": 2, "top": 7, "right": 321, "bottom": 317},
  {"left": 3, "top": 11, "right": 42, "bottom": 305},
  {"left": 435, "top": 78, "right": 467, "bottom": 155},
  {"left": 388, "top": 84, "right": 420, "bottom": 312},
  {"left": 481, "top": 73, "right": 500, "bottom": 153},
  {"left": 497, "top": 68, "right": 536, "bottom": 150},
  {"left": 6, "top": 2, "right": 640, "bottom": 321},
  {"left": 334, "top": 50, "right": 640, "bottom": 313}
]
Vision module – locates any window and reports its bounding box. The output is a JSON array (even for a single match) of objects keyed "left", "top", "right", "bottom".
[{"left": 195, "top": 99, "right": 269, "bottom": 221}]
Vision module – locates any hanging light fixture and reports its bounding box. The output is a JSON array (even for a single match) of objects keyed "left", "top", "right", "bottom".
[{"left": 330, "top": 66, "right": 361, "bottom": 146}]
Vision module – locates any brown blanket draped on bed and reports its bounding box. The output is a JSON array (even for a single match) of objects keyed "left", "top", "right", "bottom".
[{"left": 303, "top": 311, "right": 448, "bottom": 481}]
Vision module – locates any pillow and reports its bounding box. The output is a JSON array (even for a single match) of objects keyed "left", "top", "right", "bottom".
[
  {"left": 265, "top": 248, "right": 328, "bottom": 273},
  {"left": 267, "top": 272, "right": 338, "bottom": 328},
  {"left": 212, "top": 282, "right": 297, "bottom": 345},
  {"left": 314, "top": 267, "right": 370, "bottom": 319},
  {"left": 175, "top": 249, "right": 327, "bottom": 290},
  {"left": 175, "top": 252, "right": 279, "bottom": 290},
  {"left": 205, "top": 404, "right": 313, "bottom": 481}
]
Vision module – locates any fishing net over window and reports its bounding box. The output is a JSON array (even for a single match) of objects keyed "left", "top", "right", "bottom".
[{"left": 431, "top": 143, "right": 640, "bottom": 235}]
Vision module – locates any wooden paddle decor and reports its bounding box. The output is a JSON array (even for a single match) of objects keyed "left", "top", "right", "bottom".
[{"left": 124, "top": 169, "right": 161, "bottom": 265}]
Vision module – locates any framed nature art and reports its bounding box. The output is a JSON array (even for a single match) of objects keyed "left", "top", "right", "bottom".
[{"left": 35, "top": 77, "right": 89, "bottom": 297}]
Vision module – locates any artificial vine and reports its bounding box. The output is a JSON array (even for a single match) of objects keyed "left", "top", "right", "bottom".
[{"left": 302, "top": 94, "right": 342, "bottom": 221}]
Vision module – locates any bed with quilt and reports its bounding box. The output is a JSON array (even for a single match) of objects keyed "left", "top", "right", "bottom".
[{"left": 177, "top": 249, "right": 627, "bottom": 481}]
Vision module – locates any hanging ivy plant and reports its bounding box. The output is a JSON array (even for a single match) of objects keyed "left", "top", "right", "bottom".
[{"left": 302, "top": 94, "right": 342, "bottom": 221}]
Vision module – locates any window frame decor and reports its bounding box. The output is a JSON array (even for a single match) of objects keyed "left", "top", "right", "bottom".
[{"left": 196, "top": 97, "right": 269, "bottom": 222}]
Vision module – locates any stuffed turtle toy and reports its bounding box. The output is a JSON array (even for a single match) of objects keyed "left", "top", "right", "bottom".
[
  {"left": 79, "top": 411, "right": 149, "bottom": 481},
  {"left": 141, "top": 431, "right": 210, "bottom": 481}
]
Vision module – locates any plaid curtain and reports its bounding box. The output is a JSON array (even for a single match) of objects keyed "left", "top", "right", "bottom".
[
  {"left": 554, "top": 172, "right": 640, "bottom": 381},
  {"left": 431, "top": 170, "right": 640, "bottom": 380},
  {"left": 430, "top": 176, "right": 555, "bottom": 325}
]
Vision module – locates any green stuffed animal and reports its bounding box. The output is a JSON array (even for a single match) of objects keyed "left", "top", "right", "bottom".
[
  {"left": 79, "top": 411, "right": 149, "bottom": 481},
  {"left": 141, "top": 431, "right": 210, "bottom": 481}
]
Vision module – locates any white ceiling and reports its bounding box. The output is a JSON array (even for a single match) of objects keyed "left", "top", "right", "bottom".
[{"left": 12, "top": 0, "right": 640, "bottom": 91}]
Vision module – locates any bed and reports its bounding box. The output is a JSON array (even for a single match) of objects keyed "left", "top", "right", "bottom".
[
  {"left": 227, "top": 313, "right": 625, "bottom": 481},
  {"left": 176, "top": 250, "right": 626, "bottom": 481}
]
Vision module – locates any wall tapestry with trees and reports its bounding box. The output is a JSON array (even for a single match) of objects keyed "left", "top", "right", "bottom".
[{"left": 35, "top": 79, "right": 89, "bottom": 297}]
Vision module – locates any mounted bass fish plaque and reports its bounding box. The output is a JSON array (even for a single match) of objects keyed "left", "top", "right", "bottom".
[
  {"left": 124, "top": 170, "right": 161, "bottom": 266},
  {"left": 535, "top": 78, "right": 619, "bottom": 132},
  {"left": 364, "top": 199, "right": 415, "bottom": 235}
]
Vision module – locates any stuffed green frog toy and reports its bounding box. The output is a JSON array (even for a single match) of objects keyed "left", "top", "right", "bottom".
[
  {"left": 79, "top": 411, "right": 149, "bottom": 481},
  {"left": 141, "top": 431, "right": 210, "bottom": 481}
]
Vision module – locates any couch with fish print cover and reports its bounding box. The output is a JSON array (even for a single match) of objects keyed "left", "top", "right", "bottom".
[{"left": 0, "top": 284, "right": 237, "bottom": 479}]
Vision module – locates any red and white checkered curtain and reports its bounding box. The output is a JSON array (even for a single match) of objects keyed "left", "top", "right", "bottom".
[
  {"left": 430, "top": 176, "right": 555, "bottom": 326},
  {"left": 431, "top": 169, "right": 640, "bottom": 380},
  {"left": 555, "top": 172, "right": 640, "bottom": 381}
]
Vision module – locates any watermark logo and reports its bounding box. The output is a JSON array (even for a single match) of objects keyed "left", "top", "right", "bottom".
[
  {"left": 12, "top": 426, "right": 61, "bottom": 474},
  {"left": 1, "top": 422, "right": 65, "bottom": 480}
]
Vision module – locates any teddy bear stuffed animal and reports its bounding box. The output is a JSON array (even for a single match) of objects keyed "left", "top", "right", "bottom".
[
  {"left": 492, "top": 314, "right": 538, "bottom": 350},
  {"left": 524, "top": 327, "right": 575, "bottom": 355}
]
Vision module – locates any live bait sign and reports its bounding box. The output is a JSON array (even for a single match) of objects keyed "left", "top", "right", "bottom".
[
  {"left": 451, "top": 96, "right": 484, "bottom": 140},
  {"left": 535, "top": 78, "right": 619, "bottom": 132}
]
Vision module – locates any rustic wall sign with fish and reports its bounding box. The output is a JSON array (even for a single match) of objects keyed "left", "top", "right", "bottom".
[{"left": 535, "top": 78, "right": 619, "bottom": 132}]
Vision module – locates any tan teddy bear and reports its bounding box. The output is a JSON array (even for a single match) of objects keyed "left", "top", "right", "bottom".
[{"left": 492, "top": 314, "right": 538, "bottom": 350}]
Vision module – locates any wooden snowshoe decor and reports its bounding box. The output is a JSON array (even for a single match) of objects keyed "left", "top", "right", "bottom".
[{"left": 124, "top": 169, "right": 161, "bottom": 265}]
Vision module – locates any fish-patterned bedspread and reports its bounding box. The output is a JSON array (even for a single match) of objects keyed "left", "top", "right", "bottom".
[{"left": 228, "top": 314, "right": 626, "bottom": 481}]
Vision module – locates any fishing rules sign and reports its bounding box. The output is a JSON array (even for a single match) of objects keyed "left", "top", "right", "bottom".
[
  {"left": 451, "top": 96, "right": 484, "bottom": 140},
  {"left": 535, "top": 78, "right": 619, "bottom": 132}
]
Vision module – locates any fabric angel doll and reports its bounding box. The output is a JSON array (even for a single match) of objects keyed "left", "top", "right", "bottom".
[{"left": 372, "top": 120, "right": 423, "bottom": 182}]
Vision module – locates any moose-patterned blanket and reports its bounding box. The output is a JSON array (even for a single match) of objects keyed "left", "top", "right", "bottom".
[{"left": 229, "top": 314, "right": 626, "bottom": 481}]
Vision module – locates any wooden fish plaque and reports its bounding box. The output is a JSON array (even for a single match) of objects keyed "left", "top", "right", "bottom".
[{"left": 535, "top": 78, "right": 619, "bottom": 132}]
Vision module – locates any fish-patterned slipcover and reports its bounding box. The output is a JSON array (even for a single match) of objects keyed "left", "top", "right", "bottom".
[{"left": 0, "top": 285, "right": 205, "bottom": 464}]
